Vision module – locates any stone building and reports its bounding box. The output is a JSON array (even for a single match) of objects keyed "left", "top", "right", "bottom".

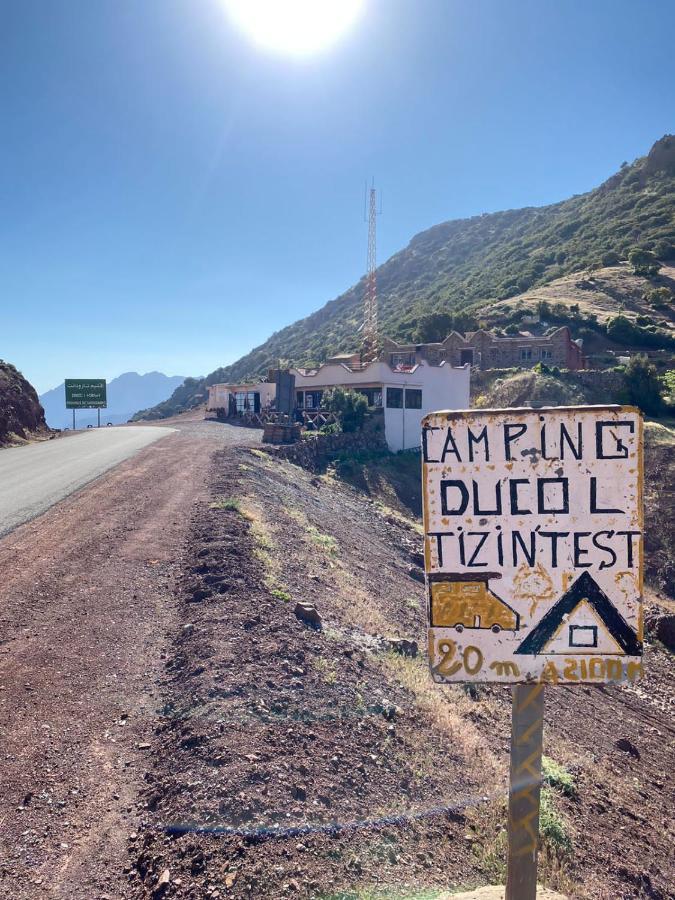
[{"left": 380, "top": 326, "right": 586, "bottom": 371}]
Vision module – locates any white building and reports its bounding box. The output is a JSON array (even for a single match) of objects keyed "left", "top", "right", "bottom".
[
  {"left": 206, "top": 354, "right": 470, "bottom": 452},
  {"left": 206, "top": 380, "right": 276, "bottom": 417}
]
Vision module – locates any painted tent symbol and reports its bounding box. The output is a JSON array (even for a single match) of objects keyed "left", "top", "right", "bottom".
[{"left": 514, "top": 571, "right": 641, "bottom": 656}]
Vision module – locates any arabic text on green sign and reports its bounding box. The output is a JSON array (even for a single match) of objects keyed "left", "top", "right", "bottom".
[{"left": 64, "top": 379, "right": 107, "bottom": 409}]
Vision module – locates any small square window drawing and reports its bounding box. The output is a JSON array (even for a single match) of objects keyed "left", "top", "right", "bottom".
[{"left": 569, "top": 624, "right": 598, "bottom": 648}]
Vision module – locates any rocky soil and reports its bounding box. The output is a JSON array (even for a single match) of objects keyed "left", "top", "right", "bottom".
[
  {"left": 128, "top": 442, "right": 674, "bottom": 899},
  {"left": 1, "top": 418, "right": 673, "bottom": 899}
]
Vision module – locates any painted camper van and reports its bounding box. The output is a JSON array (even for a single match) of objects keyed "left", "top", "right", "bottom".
[{"left": 430, "top": 579, "right": 520, "bottom": 633}]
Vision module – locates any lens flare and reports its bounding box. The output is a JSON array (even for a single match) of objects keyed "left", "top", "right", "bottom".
[{"left": 222, "top": 0, "right": 364, "bottom": 57}]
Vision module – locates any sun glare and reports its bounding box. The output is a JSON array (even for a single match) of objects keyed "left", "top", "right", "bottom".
[{"left": 222, "top": 0, "right": 364, "bottom": 57}]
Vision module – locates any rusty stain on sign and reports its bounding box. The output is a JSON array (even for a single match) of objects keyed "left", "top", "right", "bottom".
[{"left": 422, "top": 405, "right": 644, "bottom": 684}]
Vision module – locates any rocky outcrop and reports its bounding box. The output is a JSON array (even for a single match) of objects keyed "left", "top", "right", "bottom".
[{"left": 0, "top": 361, "right": 49, "bottom": 445}]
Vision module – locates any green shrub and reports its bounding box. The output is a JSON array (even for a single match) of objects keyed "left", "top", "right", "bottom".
[
  {"left": 210, "top": 497, "right": 242, "bottom": 512},
  {"left": 644, "top": 286, "right": 673, "bottom": 308},
  {"left": 654, "top": 239, "right": 675, "bottom": 260},
  {"left": 622, "top": 355, "right": 666, "bottom": 416},
  {"left": 414, "top": 310, "right": 478, "bottom": 342},
  {"left": 321, "top": 386, "right": 368, "bottom": 433},
  {"left": 540, "top": 788, "right": 573, "bottom": 854},
  {"left": 628, "top": 247, "right": 662, "bottom": 277},
  {"left": 662, "top": 369, "right": 675, "bottom": 401},
  {"left": 606, "top": 314, "right": 675, "bottom": 350},
  {"left": 542, "top": 756, "right": 577, "bottom": 797},
  {"left": 601, "top": 249, "right": 621, "bottom": 266}
]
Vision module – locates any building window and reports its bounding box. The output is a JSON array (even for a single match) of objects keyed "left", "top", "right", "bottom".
[
  {"left": 235, "top": 391, "right": 258, "bottom": 413},
  {"left": 386, "top": 387, "right": 403, "bottom": 408},
  {"left": 356, "top": 388, "right": 382, "bottom": 407},
  {"left": 520, "top": 348, "right": 533, "bottom": 361},
  {"left": 541, "top": 349, "right": 553, "bottom": 360},
  {"left": 304, "top": 391, "right": 323, "bottom": 410},
  {"left": 405, "top": 388, "right": 422, "bottom": 409},
  {"left": 390, "top": 352, "right": 415, "bottom": 369},
  {"left": 569, "top": 625, "right": 598, "bottom": 648}
]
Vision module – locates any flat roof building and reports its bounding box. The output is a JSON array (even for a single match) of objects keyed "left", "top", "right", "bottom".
[{"left": 206, "top": 355, "right": 470, "bottom": 452}]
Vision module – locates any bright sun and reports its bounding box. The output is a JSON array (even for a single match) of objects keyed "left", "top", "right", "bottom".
[{"left": 222, "top": 0, "right": 364, "bottom": 57}]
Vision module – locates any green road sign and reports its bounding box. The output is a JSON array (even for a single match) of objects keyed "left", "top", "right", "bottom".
[{"left": 65, "top": 379, "right": 107, "bottom": 409}]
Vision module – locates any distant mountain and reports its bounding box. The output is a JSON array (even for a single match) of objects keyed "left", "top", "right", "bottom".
[
  {"left": 0, "top": 360, "right": 49, "bottom": 445},
  {"left": 137, "top": 134, "right": 675, "bottom": 419},
  {"left": 40, "top": 371, "right": 187, "bottom": 429}
]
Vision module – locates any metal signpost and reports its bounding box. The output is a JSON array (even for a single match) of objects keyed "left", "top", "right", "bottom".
[
  {"left": 421, "top": 405, "right": 643, "bottom": 898},
  {"left": 64, "top": 379, "right": 107, "bottom": 430}
]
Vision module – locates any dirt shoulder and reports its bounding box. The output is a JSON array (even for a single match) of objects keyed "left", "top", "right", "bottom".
[
  {"left": 0, "top": 421, "right": 260, "bottom": 900},
  {"left": 128, "top": 449, "right": 674, "bottom": 900},
  {"left": 2, "top": 420, "right": 672, "bottom": 899}
]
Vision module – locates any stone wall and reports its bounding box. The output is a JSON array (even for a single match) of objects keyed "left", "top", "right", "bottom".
[{"left": 262, "top": 428, "right": 387, "bottom": 472}]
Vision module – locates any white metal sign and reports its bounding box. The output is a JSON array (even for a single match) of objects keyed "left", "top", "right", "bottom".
[{"left": 422, "top": 406, "right": 643, "bottom": 684}]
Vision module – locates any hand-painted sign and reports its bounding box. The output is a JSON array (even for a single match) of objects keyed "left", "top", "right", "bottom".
[
  {"left": 65, "top": 379, "right": 107, "bottom": 409},
  {"left": 422, "top": 406, "right": 643, "bottom": 684}
]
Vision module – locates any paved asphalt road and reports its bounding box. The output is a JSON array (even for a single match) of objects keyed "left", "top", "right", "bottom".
[{"left": 0, "top": 426, "right": 175, "bottom": 538}]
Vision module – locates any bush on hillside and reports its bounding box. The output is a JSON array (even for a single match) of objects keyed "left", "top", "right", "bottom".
[
  {"left": 414, "top": 310, "right": 478, "bottom": 342},
  {"left": 606, "top": 314, "right": 675, "bottom": 350},
  {"left": 601, "top": 250, "right": 621, "bottom": 266},
  {"left": 621, "top": 355, "right": 665, "bottom": 416},
  {"left": 654, "top": 239, "right": 675, "bottom": 260},
  {"left": 662, "top": 369, "right": 675, "bottom": 403},
  {"left": 628, "top": 247, "right": 662, "bottom": 277},
  {"left": 321, "top": 386, "right": 368, "bottom": 433},
  {"left": 643, "top": 286, "right": 674, "bottom": 309}
]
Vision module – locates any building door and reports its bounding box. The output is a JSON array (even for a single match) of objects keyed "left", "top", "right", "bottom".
[{"left": 460, "top": 349, "right": 474, "bottom": 365}]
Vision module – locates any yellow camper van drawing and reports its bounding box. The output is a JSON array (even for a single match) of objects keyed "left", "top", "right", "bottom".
[{"left": 430, "top": 578, "right": 520, "bottom": 633}]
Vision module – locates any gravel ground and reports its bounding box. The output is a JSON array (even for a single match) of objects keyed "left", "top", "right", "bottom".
[{"left": 0, "top": 418, "right": 260, "bottom": 900}]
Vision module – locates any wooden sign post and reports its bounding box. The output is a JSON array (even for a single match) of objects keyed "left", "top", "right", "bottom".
[
  {"left": 506, "top": 684, "right": 545, "bottom": 900},
  {"left": 421, "top": 406, "right": 644, "bottom": 897}
]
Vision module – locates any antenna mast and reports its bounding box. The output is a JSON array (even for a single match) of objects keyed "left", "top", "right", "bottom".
[{"left": 362, "top": 180, "right": 379, "bottom": 364}]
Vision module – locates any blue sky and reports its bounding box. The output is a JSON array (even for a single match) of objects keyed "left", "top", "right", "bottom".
[{"left": 2, "top": 0, "right": 674, "bottom": 394}]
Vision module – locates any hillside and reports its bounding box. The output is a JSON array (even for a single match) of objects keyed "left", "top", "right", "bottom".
[
  {"left": 130, "top": 376, "right": 207, "bottom": 421},
  {"left": 140, "top": 135, "right": 675, "bottom": 419},
  {"left": 40, "top": 371, "right": 187, "bottom": 428},
  {"left": 0, "top": 361, "right": 49, "bottom": 446}
]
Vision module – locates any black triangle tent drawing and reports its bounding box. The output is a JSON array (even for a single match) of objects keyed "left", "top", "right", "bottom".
[{"left": 514, "top": 571, "right": 642, "bottom": 656}]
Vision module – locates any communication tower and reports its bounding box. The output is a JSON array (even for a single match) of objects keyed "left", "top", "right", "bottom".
[{"left": 361, "top": 181, "right": 380, "bottom": 364}]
